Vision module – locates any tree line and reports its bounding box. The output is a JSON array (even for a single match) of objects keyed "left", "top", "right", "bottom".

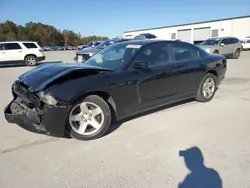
[{"left": 0, "top": 21, "right": 109, "bottom": 46}]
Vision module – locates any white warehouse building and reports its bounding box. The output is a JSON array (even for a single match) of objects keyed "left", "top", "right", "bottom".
[{"left": 123, "top": 15, "right": 250, "bottom": 44}]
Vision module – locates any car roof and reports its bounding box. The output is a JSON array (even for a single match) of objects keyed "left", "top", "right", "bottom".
[
  {"left": 114, "top": 39, "right": 186, "bottom": 46},
  {"left": 0, "top": 41, "right": 37, "bottom": 44}
]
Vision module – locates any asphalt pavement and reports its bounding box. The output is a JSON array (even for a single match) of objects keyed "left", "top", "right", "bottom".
[{"left": 0, "top": 51, "right": 250, "bottom": 188}]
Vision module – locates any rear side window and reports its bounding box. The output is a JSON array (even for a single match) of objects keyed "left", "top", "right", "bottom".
[
  {"left": 170, "top": 43, "right": 199, "bottom": 61},
  {"left": 23, "top": 43, "right": 38, "bottom": 49},
  {"left": 5, "top": 43, "right": 22, "bottom": 50},
  {"left": 229, "top": 38, "right": 239, "bottom": 44}
]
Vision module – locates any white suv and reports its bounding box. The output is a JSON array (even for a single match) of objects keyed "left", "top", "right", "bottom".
[{"left": 0, "top": 41, "right": 45, "bottom": 66}]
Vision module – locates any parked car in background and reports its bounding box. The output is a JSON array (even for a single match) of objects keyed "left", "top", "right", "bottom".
[
  {"left": 74, "top": 38, "right": 130, "bottom": 62},
  {"left": 85, "top": 41, "right": 102, "bottom": 49},
  {"left": 77, "top": 44, "right": 87, "bottom": 50},
  {"left": 241, "top": 38, "right": 250, "bottom": 50},
  {"left": 0, "top": 41, "right": 45, "bottom": 66},
  {"left": 199, "top": 37, "right": 242, "bottom": 59},
  {"left": 134, "top": 33, "right": 157, "bottom": 40},
  {"left": 5, "top": 40, "right": 227, "bottom": 140},
  {"left": 42, "top": 46, "right": 52, "bottom": 51}
]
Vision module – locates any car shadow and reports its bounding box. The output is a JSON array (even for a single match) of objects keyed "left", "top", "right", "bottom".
[
  {"left": 0, "top": 61, "right": 62, "bottom": 68},
  {"left": 105, "top": 98, "right": 194, "bottom": 136},
  {"left": 178, "top": 146, "right": 223, "bottom": 188}
]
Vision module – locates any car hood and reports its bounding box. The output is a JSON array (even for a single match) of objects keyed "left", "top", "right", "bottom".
[
  {"left": 18, "top": 63, "right": 113, "bottom": 92},
  {"left": 76, "top": 47, "right": 101, "bottom": 55}
]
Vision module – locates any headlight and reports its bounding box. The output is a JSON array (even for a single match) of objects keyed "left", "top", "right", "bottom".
[
  {"left": 205, "top": 48, "right": 211, "bottom": 53},
  {"left": 37, "top": 91, "right": 57, "bottom": 106}
]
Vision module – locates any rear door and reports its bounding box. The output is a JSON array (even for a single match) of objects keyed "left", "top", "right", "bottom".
[
  {"left": 169, "top": 42, "right": 205, "bottom": 98},
  {"left": 4, "top": 43, "right": 24, "bottom": 61}
]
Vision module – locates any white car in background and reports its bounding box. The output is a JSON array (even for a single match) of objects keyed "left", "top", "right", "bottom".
[
  {"left": 241, "top": 38, "right": 250, "bottom": 50},
  {"left": 0, "top": 41, "right": 45, "bottom": 66}
]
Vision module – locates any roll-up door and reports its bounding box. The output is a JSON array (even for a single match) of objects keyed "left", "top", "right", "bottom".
[
  {"left": 177, "top": 29, "right": 192, "bottom": 43},
  {"left": 193, "top": 27, "right": 211, "bottom": 41}
]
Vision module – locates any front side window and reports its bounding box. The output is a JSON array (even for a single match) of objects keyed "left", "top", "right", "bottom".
[
  {"left": 5, "top": 43, "right": 22, "bottom": 50},
  {"left": 220, "top": 38, "right": 230, "bottom": 45},
  {"left": 134, "top": 43, "right": 170, "bottom": 67},
  {"left": 0, "top": 44, "right": 4, "bottom": 50},
  {"left": 170, "top": 43, "right": 200, "bottom": 61}
]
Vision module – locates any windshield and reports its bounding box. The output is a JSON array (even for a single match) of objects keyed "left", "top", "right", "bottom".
[
  {"left": 84, "top": 42, "right": 141, "bottom": 70},
  {"left": 201, "top": 38, "right": 220, "bottom": 45},
  {"left": 96, "top": 40, "right": 115, "bottom": 49}
]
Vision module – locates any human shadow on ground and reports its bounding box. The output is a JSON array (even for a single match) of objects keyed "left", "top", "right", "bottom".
[
  {"left": 0, "top": 61, "right": 62, "bottom": 68},
  {"left": 178, "top": 146, "right": 223, "bottom": 188}
]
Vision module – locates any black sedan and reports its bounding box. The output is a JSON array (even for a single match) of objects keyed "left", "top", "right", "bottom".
[{"left": 4, "top": 40, "right": 227, "bottom": 140}]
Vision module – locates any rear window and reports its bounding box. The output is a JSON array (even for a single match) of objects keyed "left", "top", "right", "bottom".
[{"left": 23, "top": 43, "right": 38, "bottom": 49}]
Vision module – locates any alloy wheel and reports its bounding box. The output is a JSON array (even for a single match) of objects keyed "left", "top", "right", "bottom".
[
  {"left": 202, "top": 77, "right": 215, "bottom": 99},
  {"left": 27, "top": 57, "right": 36, "bottom": 65},
  {"left": 69, "top": 102, "right": 104, "bottom": 136}
]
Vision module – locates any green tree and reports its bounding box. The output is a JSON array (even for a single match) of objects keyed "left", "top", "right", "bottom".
[{"left": 0, "top": 21, "right": 109, "bottom": 46}]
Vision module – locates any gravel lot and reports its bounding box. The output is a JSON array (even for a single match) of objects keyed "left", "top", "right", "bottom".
[{"left": 0, "top": 51, "right": 250, "bottom": 188}]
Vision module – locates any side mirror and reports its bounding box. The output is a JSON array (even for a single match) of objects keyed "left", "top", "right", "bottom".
[
  {"left": 220, "top": 43, "right": 225, "bottom": 46},
  {"left": 132, "top": 61, "right": 150, "bottom": 69}
]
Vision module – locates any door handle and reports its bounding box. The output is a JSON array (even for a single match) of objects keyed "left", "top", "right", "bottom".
[
  {"left": 1, "top": 52, "right": 5, "bottom": 54},
  {"left": 18, "top": 51, "right": 23, "bottom": 53}
]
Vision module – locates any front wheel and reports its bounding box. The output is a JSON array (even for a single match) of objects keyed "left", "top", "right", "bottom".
[
  {"left": 195, "top": 73, "right": 217, "bottom": 103},
  {"left": 67, "top": 95, "right": 111, "bottom": 140}
]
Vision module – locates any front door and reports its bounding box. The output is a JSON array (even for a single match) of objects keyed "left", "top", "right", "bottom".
[
  {"left": 0, "top": 44, "right": 8, "bottom": 62},
  {"left": 219, "top": 38, "right": 232, "bottom": 55},
  {"left": 132, "top": 43, "right": 176, "bottom": 109},
  {"left": 4, "top": 43, "right": 23, "bottom": 61}
]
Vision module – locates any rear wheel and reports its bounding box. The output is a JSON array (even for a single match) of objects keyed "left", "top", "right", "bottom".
[
  {"left": 232, "top": 49, "right": 241, "bottom": 59},
  {"left": 24, "top": 55, "right": 37, "bottom": 66},
  {"left": 67, "top": 95, "right": 111, "bottom": 140},
  {"left": 195, "top": 73, "right": 217, "bottom": 103}
]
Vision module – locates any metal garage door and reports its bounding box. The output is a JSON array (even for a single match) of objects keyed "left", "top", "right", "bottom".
[
  {"left": 193, "top": 27, "right": 211, "bottom": 41},
  {"left": 177, "top": 29, "right": 192, "bottom": 43}
]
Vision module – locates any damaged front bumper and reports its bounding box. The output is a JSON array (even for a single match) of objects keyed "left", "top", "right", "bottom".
[{"left": 4, "top": 81, "right": 71, "bottom": 137}]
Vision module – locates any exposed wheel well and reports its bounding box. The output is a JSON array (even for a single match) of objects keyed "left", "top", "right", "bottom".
[
  {"left": 24, "top": 54, "right": 37, "bottom": 61},
  {"left": 206, "top": 70, "right": 217, "bottom": 78},
  {"left": 80, "top": 91, "right": 117, "bottom": 122}
]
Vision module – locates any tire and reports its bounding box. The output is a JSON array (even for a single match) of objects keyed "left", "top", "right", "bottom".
[
  {"left": 232, "top": 49, "right": 241, "bottom": 59},
  {"left": 195, "top": 73, "right": 217, "bottom": 103},
  {"left": 24, "top": 55, "right": 37, "bottom": 66},
  {"left": 67, "top": 95, "right": 111, "bottom": 140}
]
